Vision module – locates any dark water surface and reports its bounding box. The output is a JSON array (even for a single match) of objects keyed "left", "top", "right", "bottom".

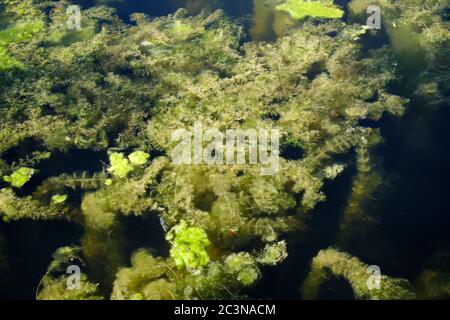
[{"left": 1, "top": 0, "right": 449, "bottom": 300}]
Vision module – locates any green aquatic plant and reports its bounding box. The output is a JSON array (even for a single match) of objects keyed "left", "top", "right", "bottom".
[
  {"left": 224, "top": 252, "right": 260, "bottom": 286},
  {"left": 81, "top": 226, "right": 127, "bottom": 291},
  {"left": 0, "top": 0, "right": 42, "bottom": 18},
  {"left": 0, "top": 188, "right": 63, "bottom": 220},
  {"left": 146, "top": 16, "right": 405, "bottom": 249},
  {"left": 415, "top": 269, "right": 450, "bottom": 300},
  {"left": 80, "top": 156, "right": 169, "bottom": 229},
  {"left": 348, "top": 0, "right": 450, "bottom": 107},
  {"left": 33, "top": 172, "right": 109, "bottom": 199},
  {"left": 9, "top": 151, "right": 51, "bottom": 172},
  {"left": 251, "top": 0, "right": 279, "bottom": 40},
  {"left": 111, "top": 249, "right": 179, "bottom": 300},
  {"left": 128, "top": 150, "right": 150, "bottom": 166},
  {"left": 0, "top": 46, "right": 22, "bottom": 71},
  {"left": 336, "top": 135, "right": 384, "bottom": 246},
  {"left": 0, "top": 20, "right": 44, "bottom": 71},
  {"left": 37, "top": 274, "right": 104, "bottom": 300},
  {"left": 302, "top": 248, "right": 416, "bottom": 300},
  {"left": 51, "top": 194, "right": 68, "bottom": 204},
  {"left": 107, "top": 152, "right": 134, "bottom": 179},
  {"left": 3, "top": 167, "right": 34, "bottom": 188},
  {"left": 171, "top": 0, "right": 223, "bottom": 15},
  {"left": 276, "top": 0, "right": 344, "bottom": 20},
  {"left": 166, "top": 220, "right": 211, "bottom": 270},
  {"left": 107, "top": 151, "right": 150, "bottom": 178},
  {"left": 252, "top": 0, "right": 344, "bottom": 40},
  {"left": 0, "top": 20, "right": 44, "bottom": 44}
]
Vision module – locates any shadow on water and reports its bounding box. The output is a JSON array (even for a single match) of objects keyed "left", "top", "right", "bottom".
[
  {"left": 122, "top": 215, "right": 170, "bottom": 259},
  {"left": 372, "top": 104, "right": 450, "bottom": 278}
]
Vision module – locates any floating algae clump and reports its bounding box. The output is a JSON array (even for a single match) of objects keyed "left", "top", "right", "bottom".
[
  {"left": 107, "top": 152, "right": 134, "bottom": 179},
  {"left": 0, "top": 188, "right": 62, "bottom": 220},
  {"left": 128, "top": 150, "right": 150, "bottom": 166},
  {"left": 276, "top": 0, "right": 344, "bottom": 20},
  {"left": 252, "top": 0, "right": 344, "bottom": 39},
  {"left": 3, "top": 167, "right": 34, "bottom": 188}
]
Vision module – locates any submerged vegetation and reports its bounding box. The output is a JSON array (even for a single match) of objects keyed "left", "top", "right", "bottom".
[
  {"left": 348, "top": 0, "right": 450, "bottom": 108},
  {"left": 0, "top": 0, "right": 449, "bottom": 300},
  {"left": 302, "top": 248, "right": 417, "bottom": 300}
]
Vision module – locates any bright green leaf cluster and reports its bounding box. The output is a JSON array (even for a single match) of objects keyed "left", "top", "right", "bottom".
[
  {"left": 3, "top": 167, "right": 34, "bottom": 188},
  {"left": 128, "top": 151, "right": 150, "bottom": 166},
  {"left": 166, "top": 220, "right": 211, "bottom": 270},
  {"left": 107, "top": 153, "right": 134, "bottom": 178}
]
